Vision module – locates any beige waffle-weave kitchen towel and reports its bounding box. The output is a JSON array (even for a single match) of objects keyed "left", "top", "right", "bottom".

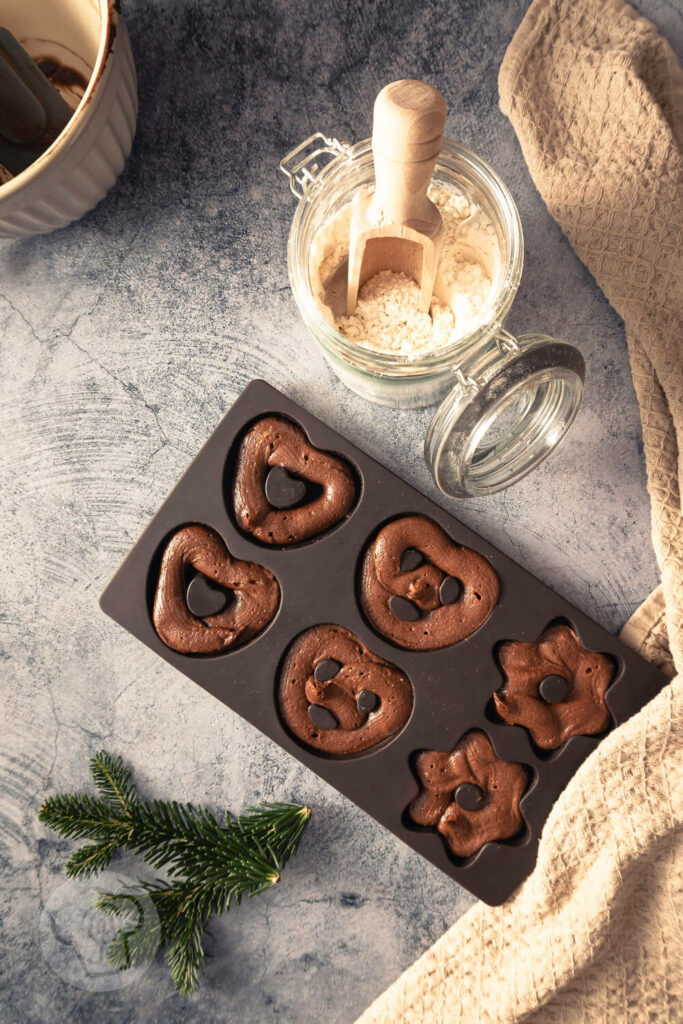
[{"left": 356, "top": 1, "right": 682, "bottom": 1021}]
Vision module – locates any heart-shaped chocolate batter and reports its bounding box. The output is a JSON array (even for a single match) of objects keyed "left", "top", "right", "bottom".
[
  {"left": 278, "top": 624, "right": 413, "bottom": 757},
  {"left": 232, "top": 416, "right": 357, "bottom": 545},
  {"left": 360, "top": 515, "right": 499, "bottom": 650},
  {"left": 152, "top": 525, "right": 279, "bottom": 654}
]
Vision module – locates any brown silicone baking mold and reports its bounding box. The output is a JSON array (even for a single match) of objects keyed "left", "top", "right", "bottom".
[{"left": 100, "top": 380, "right": 668, "bottom": 905}]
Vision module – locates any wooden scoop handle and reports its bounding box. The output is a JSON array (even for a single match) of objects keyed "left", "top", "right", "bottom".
[{"left": 372, "top": 80, "right": 447, "bottom": 228}]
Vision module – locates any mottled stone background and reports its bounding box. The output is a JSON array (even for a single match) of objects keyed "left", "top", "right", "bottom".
[{"left": 1, "top": 0, "right": 681, "bottom": 1021}]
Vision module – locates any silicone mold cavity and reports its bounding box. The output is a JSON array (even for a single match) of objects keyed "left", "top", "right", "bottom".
[{"left": 225, "top": 412, "right": 361, "bottom": 548}]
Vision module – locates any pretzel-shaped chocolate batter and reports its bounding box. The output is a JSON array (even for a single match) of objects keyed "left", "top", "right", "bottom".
[
  {"left": 409, "top": 730, "right": 528, "bottom": 858},
  {"left": 360, "top": 515, "right": 499, "bottom": 650},
  {"left": 152, "top": 525, "right": 279, "bottom": 654},
  {"left": 278, "top": 624, "right": 413, "bottom": 757},
  {"left": 493, "top": 624, "right": 615, "bottom": 749},
  {"left": 232, "top": 416, "right": 356, "bottom": 545}
]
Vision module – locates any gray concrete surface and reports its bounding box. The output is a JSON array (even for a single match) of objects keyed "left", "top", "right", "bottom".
[{"left": 2, "top": 0, "right": 681, "bottom": 1021}]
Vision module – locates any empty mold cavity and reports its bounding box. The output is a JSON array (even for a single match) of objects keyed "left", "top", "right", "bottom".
[
  {"left": 147, "top": 522, "right": 281, "bottom": 657},
  {"left": 275, "top": 623, "right": 414, "bottom": 759},
  {"left": 488, "top": 616, "right": 619, "bottom": 761},
  {"left": 225, "top": 412, "right": 361, "bottom": 547},
  {"left": 403, "top": 731, "right": 533, "bottom": 866},
  {"left": 357, "top": 512, "right": 499, "bottom": 651}
]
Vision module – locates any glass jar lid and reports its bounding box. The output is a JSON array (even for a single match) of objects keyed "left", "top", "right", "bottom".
[{"left": 424, "top": 331, "right": 585, "bottom": 498}]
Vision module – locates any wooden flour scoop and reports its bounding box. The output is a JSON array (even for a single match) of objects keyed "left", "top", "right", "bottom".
[{"left": 347, "top": 80, "right": 447, "bottom": 315}]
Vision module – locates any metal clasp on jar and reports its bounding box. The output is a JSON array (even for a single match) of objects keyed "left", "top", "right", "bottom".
[
  {"left": 449, "top": 330, "right": 522, "bottom": 396},
  {"left": 494, "top": 328, "right": 521, "bottom": 356},
  {"left": 280, "top": 133, "right": 353, "bottom": 199}
]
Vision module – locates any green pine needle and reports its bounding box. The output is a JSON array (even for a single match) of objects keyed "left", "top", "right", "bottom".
[
  {"left": 234, "top": 802, "right": 313, "bottom": 867},
  {"left": 166, "top": 915, "right": 207, "bottom": 997},
  {"left": 90, "top": 751, "right": 139, "bottom": 811},
  {"left": 96, "top": 888, "right": 162, "bottom": 971},
  {"left": 62, "top": 837, "right": 121, "bottom": 878},
  {"left": 38, "top": 750, "right": 312, "bottom": 995}
]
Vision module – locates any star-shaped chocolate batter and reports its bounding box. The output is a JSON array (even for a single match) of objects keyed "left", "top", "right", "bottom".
[
  {"left": 493, "top": 624, "right": 615, "bottom": 750},
  {"left": 409, "top": 730, "right": 528, "bottom": 858}
]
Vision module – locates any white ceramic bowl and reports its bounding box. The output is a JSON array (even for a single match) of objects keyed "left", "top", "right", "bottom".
[{"left": 0, "top": 0, "right": 137, "bottom": 238}]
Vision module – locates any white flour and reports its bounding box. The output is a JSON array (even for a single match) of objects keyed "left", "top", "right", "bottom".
[{"left": 309, "top": 186, "right": 501, "bottom": 358}]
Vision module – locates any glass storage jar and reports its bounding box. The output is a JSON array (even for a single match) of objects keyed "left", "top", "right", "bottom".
[{"left": 280, "top": 133, "right": 584, "bottom": 498}]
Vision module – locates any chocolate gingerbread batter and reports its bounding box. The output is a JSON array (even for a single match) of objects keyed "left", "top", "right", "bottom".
[
  {"left": 360, "top": 515, "right": 499, "bottom": 650},
  {"left": 152, "top": 524, "right": 279, "bottom": 654},
  {"left": 494, "top": 624, "right": 615, "bottom": 749},
  {"left": 409, "top": 730, "right": 528, "bottom": 858},
  {"left": 232, "top": 416, "right": 356, "bottom": 545},
  {"left": 278, "top": 624, "right": 413, "bottom": 756}
]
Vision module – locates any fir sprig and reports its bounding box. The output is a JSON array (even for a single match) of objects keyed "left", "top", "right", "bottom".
[{"left": 38, "top": 751, "right": 311, "bottom": 995}]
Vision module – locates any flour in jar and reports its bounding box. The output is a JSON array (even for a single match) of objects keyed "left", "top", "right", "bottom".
[{"left": 309, "top": 186, "right": 501, "bottom": 358}]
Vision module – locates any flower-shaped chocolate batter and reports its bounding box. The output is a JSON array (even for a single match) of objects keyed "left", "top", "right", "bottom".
[
  {"left": 360, "top": 515, "right": 499, "bottom": 650},
  {"left": 232, "top": 416, "right": 356, "bottom": 545},
  {"left": 493, "top": 624, "right": 615, "bottom": 749},
  {"left": 278, "top": 624, "right": 413, "bottom": 757},
  {"left": 152, "top": 525, "right": 279, "bottom": 654},
  {"left": 409, "top": 730, "right": 528, "bottom": 858}
]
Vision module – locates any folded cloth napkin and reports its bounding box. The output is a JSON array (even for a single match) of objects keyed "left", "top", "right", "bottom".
[{"left": 356, "top": 0, "right": 683, "bottom": 1021}]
